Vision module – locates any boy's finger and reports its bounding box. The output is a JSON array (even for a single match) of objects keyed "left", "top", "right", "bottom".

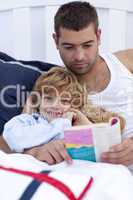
[{"left": 60, "top": 149, "right": 73, "bottom": 164}]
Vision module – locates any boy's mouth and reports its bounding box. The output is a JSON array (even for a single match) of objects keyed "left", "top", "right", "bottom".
[{"left": 46, "top": 111, "right": 63, "bottom": 118}]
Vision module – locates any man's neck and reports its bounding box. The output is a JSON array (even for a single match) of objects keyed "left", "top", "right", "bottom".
[{"left": 77, "top": 56, "right": 110, "bottom": 93}]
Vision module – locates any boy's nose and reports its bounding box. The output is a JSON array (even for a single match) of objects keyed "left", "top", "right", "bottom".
[{"left": 53, "top": 98, "right": 61, "bottom": 108}]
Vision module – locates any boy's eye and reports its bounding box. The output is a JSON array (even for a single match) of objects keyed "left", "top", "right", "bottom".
[
  {"left": 61, "top": 99, "right": 71, "bottom": 105},
  {"left": 44, "top": 96, "right": 54, "bottom": 101}
]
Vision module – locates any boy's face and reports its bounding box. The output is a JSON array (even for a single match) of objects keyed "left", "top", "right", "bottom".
[{"left": 39, "top": 90, "right": 71, "bottom": 121}]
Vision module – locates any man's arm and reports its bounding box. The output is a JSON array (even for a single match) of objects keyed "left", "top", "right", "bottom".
[
  {"left": 0, "top": 135, "right": 11, "bottom": 153},
  {"left": 114, "top": 49, "right": 133, "bottom": 73},
  {"left": 107, "top": 49, "right": 133, "bottom": 166}
]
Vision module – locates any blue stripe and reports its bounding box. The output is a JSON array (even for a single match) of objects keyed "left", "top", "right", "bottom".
[{"left": 19, "top": 170, "right": 51, "bottom": 200}]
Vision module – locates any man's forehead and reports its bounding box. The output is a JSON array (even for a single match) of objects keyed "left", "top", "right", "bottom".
[{"left": 58, "top": 25, "right": 96, "bottom": 44}]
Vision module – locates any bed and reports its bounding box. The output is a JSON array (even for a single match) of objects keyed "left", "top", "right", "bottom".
[{"left": 0, "top": 150, "right": 133, "bottom": 200}]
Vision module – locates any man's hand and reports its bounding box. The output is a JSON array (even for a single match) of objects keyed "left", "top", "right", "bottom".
[
  {"left": 24, "top": 139, "right": 72, "bottom": 165},
  {"left": 101, "top": 137, "right": 133, "bottom": 166}
]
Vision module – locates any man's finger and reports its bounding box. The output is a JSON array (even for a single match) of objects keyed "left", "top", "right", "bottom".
[
  {"left": 102, "top": 146, "right": 131, "bottom": 160},
  {"left": 101, "top": 155, "right": 131, "bottom": 166},
  {"left": 109, "top": 138, "right": 132, "bottom": 152}
]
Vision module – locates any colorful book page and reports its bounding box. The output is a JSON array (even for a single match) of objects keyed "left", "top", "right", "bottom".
[
  {"left": 64, "top": 127, "right": 96, "bottom": 161},
  {"left": 67, "top": 146, "right": 96, "bottom": 162},
  {"left": 64, "top": 128, "right": 93, "bottom": 145}
]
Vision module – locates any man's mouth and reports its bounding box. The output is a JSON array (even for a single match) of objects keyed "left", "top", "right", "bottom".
[{"left": 72, "top": 63, "right": 88, "bottom": 68}]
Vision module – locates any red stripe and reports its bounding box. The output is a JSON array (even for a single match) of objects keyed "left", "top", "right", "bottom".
[
  {"left": 0, "top": 165, "right": 93, "bottom": 200},
  {"left": 77, "top": 177, "right": 93, "bottom": 200}
]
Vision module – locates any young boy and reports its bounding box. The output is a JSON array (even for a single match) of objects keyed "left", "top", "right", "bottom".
[{"left": 3, "top": 67, "right": 125, "bottom": 153}]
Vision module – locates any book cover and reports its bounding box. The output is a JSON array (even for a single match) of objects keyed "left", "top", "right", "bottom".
[{"left": 64, "top": 117, "right": 121, "bottom": 162}]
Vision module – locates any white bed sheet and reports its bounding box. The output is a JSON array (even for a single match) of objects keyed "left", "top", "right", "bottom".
[{"left": 0, "top": 150, "right": 132, "bottom": 200}]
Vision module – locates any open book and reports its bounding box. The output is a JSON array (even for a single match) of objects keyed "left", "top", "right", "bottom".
[{"left": 64, "top": 117, "right": 122, "bottom": 162}]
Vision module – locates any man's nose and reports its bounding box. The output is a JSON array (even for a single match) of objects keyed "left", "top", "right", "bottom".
[{"left": 74, "top": 48, "right": 85, "bottom": 61}]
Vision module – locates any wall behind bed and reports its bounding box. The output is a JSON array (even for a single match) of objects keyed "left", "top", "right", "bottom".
[{"left": 0, "top": 0, "right": 133, "bottom": 65}]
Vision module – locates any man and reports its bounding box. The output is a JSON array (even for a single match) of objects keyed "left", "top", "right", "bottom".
[{"left": 1, "top": 1, "right": 133, "bottom": 168}]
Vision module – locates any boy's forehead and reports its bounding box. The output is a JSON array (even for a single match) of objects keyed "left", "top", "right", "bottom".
[{"left": 43, "top": 85, "right": 71, "bottom": 96}]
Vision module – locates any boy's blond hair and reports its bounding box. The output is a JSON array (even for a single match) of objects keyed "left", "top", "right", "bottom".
[{"left": 31, "top": 66, "right": 125, "bottom": 130}]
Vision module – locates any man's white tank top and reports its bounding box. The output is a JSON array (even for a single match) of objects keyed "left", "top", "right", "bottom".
[{"left": 89, "top": 53, "right": 133, "bottom": 138}]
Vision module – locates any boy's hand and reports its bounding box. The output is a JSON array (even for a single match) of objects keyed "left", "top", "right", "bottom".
[
  {"left": 24, "top": 139, "right": 72, "bottom": 165},
  {"left": 70, "top": 108, "right": 92, "bottom": 125},
  {"left": 62, "top": 111, "right": 76, "bottom": 122}
]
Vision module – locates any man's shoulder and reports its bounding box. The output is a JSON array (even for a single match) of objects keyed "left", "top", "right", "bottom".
[{"left": 114, "top": 49, "right": 133, "bottom": 73}]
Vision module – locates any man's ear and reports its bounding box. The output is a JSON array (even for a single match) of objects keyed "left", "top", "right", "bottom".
[
  {"left": 52, "top": 33, "right": 59, "bottom": 49},
  {"left": 96, "top": 29, "right": 101, "bottom": 46}
]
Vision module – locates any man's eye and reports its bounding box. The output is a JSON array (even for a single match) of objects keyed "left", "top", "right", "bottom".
[
  {"left": 64, "top": 46, "right": 73, "bottom": 50},
  {"left": 83, "top": 44, "right": 92, "bottom": 48}
]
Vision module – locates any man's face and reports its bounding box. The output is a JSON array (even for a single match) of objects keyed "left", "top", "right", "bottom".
[{"left": 53, "top": 23, "right": 101, "bottom": 75}]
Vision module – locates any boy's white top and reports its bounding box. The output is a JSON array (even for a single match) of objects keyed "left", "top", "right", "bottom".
[
  {"left": 89, "top": 53, "right": 133, "bottom": 138},
  {"left": 3, "top": 113, "right": 72, "bottom": 152}
]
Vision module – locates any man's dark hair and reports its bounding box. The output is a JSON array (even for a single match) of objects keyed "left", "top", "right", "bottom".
[{"left": 54, "top": 1, "right": 99, "bottom": 36}]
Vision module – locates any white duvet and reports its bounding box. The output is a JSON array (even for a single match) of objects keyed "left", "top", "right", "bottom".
[{"left": 0, "top": 150, "right": 133, "bottom": 200}]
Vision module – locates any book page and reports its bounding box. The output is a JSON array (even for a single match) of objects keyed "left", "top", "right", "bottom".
[
  {"left": 65, "top": 127, "right": 96, "bottom": 161},
  {"left": 92, "top": 118, "right": 121, "bottom": 161},
  {"left": 64, "top": 117, "right": 121, "bottom": 162}
]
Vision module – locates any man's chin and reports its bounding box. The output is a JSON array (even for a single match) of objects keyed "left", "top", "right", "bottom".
[
  {"left": 68, "top": 64, "right": 92, "bottom": 75},
  {"left": 71, "top": 68, "right": 90, "bottom": 75}
]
